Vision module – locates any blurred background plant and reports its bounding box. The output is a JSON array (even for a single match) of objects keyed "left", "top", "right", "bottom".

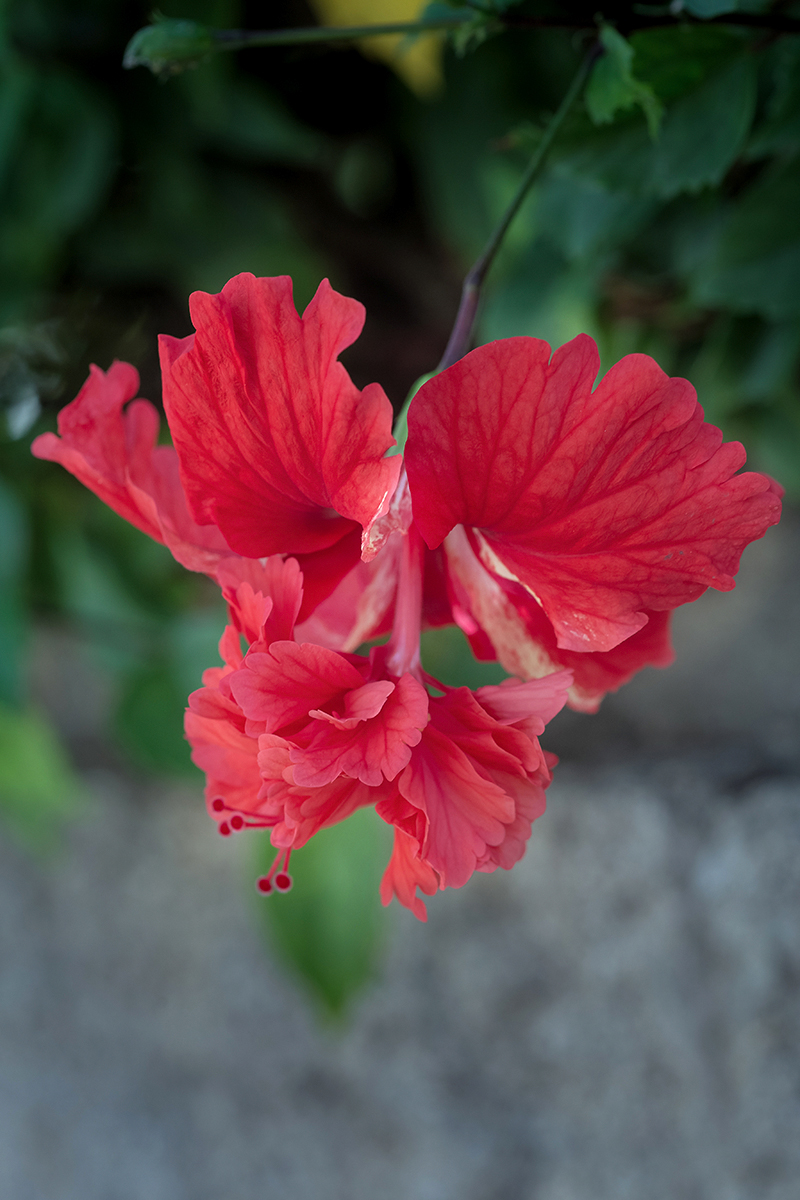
[{"left": 2, "top": 0, "right": 799, "bottom": 1015}]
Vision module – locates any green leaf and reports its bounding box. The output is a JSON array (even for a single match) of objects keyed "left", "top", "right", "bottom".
[
  {"left": 748, "top": 37, "right": 800, "bottom": 159},
  {"left": 0, "top": 65, "right": 116, "bottom": 319},
  {"left": 112, "top": 605, "right": 226, "bottom": 776},
  {"left": 168, "top": 607, "right": 228, "bottom": 702},
  {"left": 411, "top": 45, "right": 515, "bottom": 262},
  {"left": 534, "top": 173, "right": 656, "bottom": 262},
  {"left": 690, "top": 159, "right": 800, "bottom": 319},
  {"left": 683, "top": 0, "right": 771, "bottom": 15},
  {"left": 683, "top": 0, "right": 739, "bottom": 16},
  {"left": 52, "top": 528, "right": 156, "bottom": 669},
  {"left": 254, "top": 807, "right": 392, "bottom": 1018},
  {"left": 114, "top": 662, "right": 198, "bottom": 777},
  {"left": 751, "top": 402, "right": 800, "bottom": 494},
  {"left": 562, "top": 54, "right": 757, "bottom": 199},
  {"left": 0, "top": 704, "right": 84, "bottom": 852},
  {"left": 586, "top": 26, "right": 663, "bottom": 139},
  {"left": 113, "top": 662, "right": 196, "bottom": 772},
  {"left": 480, "top": 238, "right": 600, "bottom": 351},
  {"left": 629, "top": 25, "right": 744, "bottom": 104},
  {"left": 82, "top": 158, "right": 326, "bottom": 312},
  {"left": 123, "top": 19, "right": 215, "bottom": 77}
]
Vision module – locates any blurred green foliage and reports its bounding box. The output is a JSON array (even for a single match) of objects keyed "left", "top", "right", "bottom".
[
  {"left": 0, "top": 702, "right": 85, "bottom": 851},
  {"left": 412, "top": 8, "right": 800, "bottom": 491},
  {"left": 2, "top": 0, "right": 799, "bottom": 1008},
  {"left": 254, "top": 807, "right": 393, "bottom": 1018}
]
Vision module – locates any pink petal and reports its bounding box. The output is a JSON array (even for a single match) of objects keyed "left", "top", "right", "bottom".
[
  {"left": 476, "top": 769, "right": 548, "bottom": 872},
  {"left": 141, "top": 444, "right": 231, "bottom": 572},
  {"left": 294, "top": 529, "right": 402, "bottom": 651},
  {"left": 475, "top": 673, "right": 572, "bottom": 732}
]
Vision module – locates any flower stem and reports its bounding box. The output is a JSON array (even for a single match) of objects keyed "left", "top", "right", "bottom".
[{"left": 437, "top": 44, "right": 599, "bottom": 371}]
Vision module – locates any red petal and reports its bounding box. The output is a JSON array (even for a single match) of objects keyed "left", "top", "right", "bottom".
[
  {"left": 407, "top": 336, "right": 782, "bottom": 652},
  {"left": 309, "top": 679, "right": 396, "bottom": 729},
  {"left": 443, "top": 522, "right": 674, "bottom": 710},
  {"left": 32, "top": 362, "right": 163, "bottom": 541},
  {"left": 476, "top": 769, "right": 548, "bottom": 872},
  {"left": 159, "top": 273, "right": 401, "bottom": 559},
  {"left": 32, "top": 361, "right": 235, "bottom": 573},
  {"left": 215, "top": 555, "right": 304, "bottom": 645},
  {"left": 379, "top": 826, "right": 438, "bottom": 921},
  {"left": 144, "top": 447, "right": 231, "bottom": 572},
  {"left": 291, "top": 673, "right": 429, "bottom": 788},
  {"left": 506, "top": 586, "right": 675, "bottom": 713},
  {"left": 229, "top": 641, "right": 367, "bottom": 731},
  {"left": 293, "top": 527, "right": 364, "bottom": 623},
  {"left": 184, "top": 708, "right": 261, "bottom": 818},
  {"left": 294, "top": 531, "right": 400, "bottom": 650},
  {"left": 398, "top": 710, "right": 515, "bottom": 890},
  {"left": 475, "top": 672, "right": 572, "bottom": 733},
  {"left": 257, "top": 736, "right": 388, "bottom": 849}
]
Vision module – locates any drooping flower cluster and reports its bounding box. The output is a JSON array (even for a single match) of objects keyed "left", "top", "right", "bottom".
[{"left": 33, "top": 273, "right": 782, "bottom": 918}]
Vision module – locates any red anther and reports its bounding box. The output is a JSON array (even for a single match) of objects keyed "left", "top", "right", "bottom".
[
  {"left": 211, "top": 797, "right": 225, "bottom": 812},
  {"left": 218, "top": 821, "right": 231, "bottom": 837},
  {"left": 274, "top": 872, "right": 293, "bottom": 893},
  {"left": 230, "top": 813, "right": 244, "bottom": 831},
  {"left": 256, "top": 876, "right": 273, "bottom": 894}
]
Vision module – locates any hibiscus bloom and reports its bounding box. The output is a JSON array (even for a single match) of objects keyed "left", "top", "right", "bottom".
[
  {"left": 185, "top": 530, "right": 571, "bottom": 918},
  {"left": 32, "top": 271, "right": 782, "bottom": 914}
]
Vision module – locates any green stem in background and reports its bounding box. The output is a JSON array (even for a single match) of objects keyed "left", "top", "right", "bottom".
[
  {"left": 437, "top": 44, "right": 599, "bottom": 371},
  {"left": 123, "top": 12, "right": 484, "bottom": 75},
  {"left": 213, "top": 17, "right": 477, "bottom": 50}
]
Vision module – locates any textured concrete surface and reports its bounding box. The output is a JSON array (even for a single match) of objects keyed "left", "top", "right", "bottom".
[{"left": 1, "top": 512, "right": 798, "bottom": 1200}]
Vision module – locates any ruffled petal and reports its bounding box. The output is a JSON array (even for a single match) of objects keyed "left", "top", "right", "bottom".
[
  {"left": 407, "top": 335, "right": 782, "bottom": 653},
  {"left": 229, "top": 641, "right": 368, "bottom": 732},
  {"left": 32, "top": 360, "right": 234, "bottom": 573},
  {"left": 443, "top": 523, "right": 674, "bottom": 711},
  {"left": 379, "top": 826, "right": 439, "bottom": 922},
  {"left": 292, "top": 673, "right": 429, "bottom": 787},
  {"left": 159, "top": 273, "right": 401, "bottom": 559}
]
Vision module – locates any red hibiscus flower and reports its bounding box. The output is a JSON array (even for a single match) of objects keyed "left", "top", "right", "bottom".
[
  {"left": 186, "top": 527, "right": 571, "bottom": 918},
  {"left": 32, "top": 271, "right": 782, "bottom": 915}
]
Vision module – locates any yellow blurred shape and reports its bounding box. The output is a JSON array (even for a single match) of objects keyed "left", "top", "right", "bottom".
[{"left": 309, "top": 0, "right": 444, "bottom": 97}]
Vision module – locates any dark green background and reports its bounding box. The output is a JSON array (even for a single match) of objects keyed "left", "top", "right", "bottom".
[{"left": 1, "top": 0, "right": 797, "bottom": 1009}]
